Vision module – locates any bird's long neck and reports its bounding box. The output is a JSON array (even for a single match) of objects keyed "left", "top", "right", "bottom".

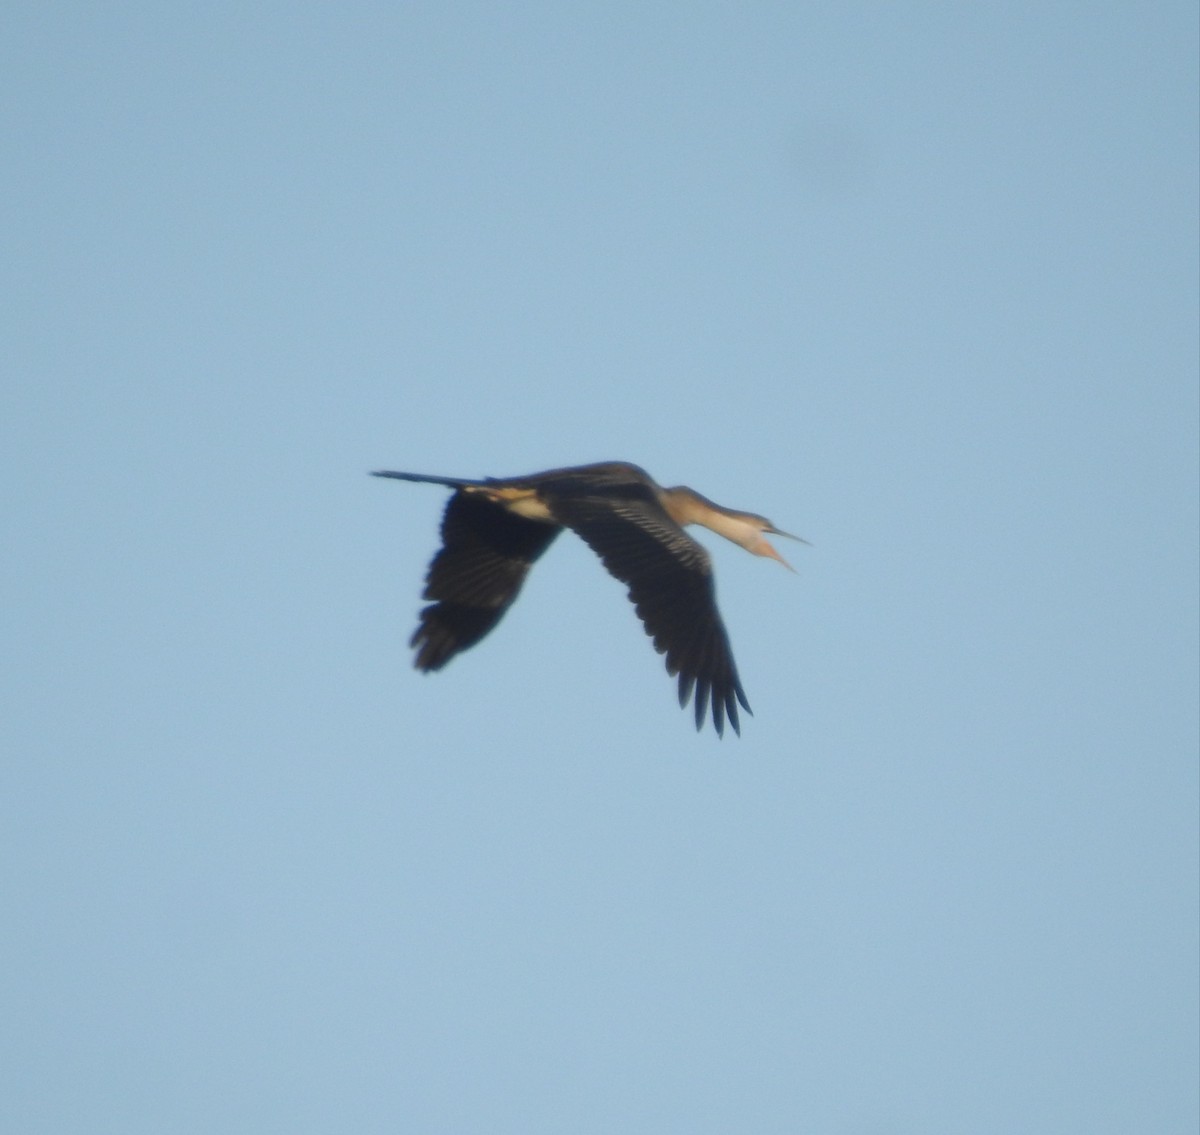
[{"left": 661, "top": 487, "right": 763, "bottom": 551}]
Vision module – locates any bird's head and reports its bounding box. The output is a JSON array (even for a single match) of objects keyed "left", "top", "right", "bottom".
[
  {"left": 739, "top": 515, "right": 806, "bottom": 572},
  {"left": 665, "top": 486, "right": 807, "bottom": 571}
]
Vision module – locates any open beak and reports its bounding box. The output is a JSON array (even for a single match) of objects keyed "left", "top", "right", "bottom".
[
  {"left": 757, "top": 524, "right": 808, "bottom": 573},
  {"left": 756, "top": 537, "right": 797, "bottom": 573}
]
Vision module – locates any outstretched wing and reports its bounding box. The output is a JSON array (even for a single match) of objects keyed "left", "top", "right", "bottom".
[
  {"left": 545, "top": 483, "right": 751, "bottom": 737},
  {"left": 410, "top": 490, "right": 560, "bottom": 670}
]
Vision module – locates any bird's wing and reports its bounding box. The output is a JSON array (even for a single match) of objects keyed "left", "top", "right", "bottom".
[
  {"left": 545, "top": 486, "right": 751, "bottom": 737},
  {"left": 410, "top": 490, "right": 560, "bottom": 670}
]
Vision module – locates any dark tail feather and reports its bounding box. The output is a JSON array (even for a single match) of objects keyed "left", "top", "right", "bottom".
[{"left": 371, "top": 469, "right": 490, "bottom": 489}]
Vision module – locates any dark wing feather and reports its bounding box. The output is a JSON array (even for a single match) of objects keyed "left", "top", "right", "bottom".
[
  {"left": 546, "top": 487, "right": 751, "bottom": 737},
  {"left": 411, "top": 490, "right": 559, "bottom": 670}
]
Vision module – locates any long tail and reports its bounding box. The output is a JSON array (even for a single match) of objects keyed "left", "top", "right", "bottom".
[{"left": 371, "top": 469, "right": 490, "bottom": 489}]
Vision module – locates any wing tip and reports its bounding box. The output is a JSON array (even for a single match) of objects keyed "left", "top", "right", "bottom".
[{"left": 677, "top": 674, "right": 751, "bottom": 738}]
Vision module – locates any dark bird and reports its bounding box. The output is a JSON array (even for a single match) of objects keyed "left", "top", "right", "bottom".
[{"left": 372, "top": 461, "right": 801, "bottom": 736}]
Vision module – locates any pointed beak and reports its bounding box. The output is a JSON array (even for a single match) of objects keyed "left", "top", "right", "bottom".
[
  {"left": 754, "top": 524, "right": 808, "bottom": 572},
  {"left": 756, "top": 537, "right": 798, "bottom": 573},
  {"left": 767, "top": 524, "right": 810, "bottom": 546}
]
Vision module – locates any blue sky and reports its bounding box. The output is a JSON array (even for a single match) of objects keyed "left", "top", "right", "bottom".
[{"left": 4, "top": 3, "right": 1198, "bottom": 1132}]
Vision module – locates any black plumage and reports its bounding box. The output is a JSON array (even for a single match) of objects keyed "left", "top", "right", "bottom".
[
  {"left": 374, "top": 462, "right": 797, "bottom": 736},
  {"left": 411, "top": 490, "right": 559, "bottom": 671}
]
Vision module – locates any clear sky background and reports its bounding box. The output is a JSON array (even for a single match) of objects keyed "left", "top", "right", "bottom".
[{"left": 4, "top": 4, "right": 1197, "bottom": 1133}]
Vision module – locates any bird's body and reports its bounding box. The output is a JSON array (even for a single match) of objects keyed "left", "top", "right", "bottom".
[{"left": 373, "top": 461, "right": 799, "bottom": 736}]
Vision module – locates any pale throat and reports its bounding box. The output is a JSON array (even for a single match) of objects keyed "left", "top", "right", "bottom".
[{"left": 661, "top": 488, "right": 764, "bottom": 550}]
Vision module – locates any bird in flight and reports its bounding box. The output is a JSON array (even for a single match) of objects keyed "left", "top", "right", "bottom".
[{"left": 372, "top": 461, "right": 801, "bottom": 736}]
